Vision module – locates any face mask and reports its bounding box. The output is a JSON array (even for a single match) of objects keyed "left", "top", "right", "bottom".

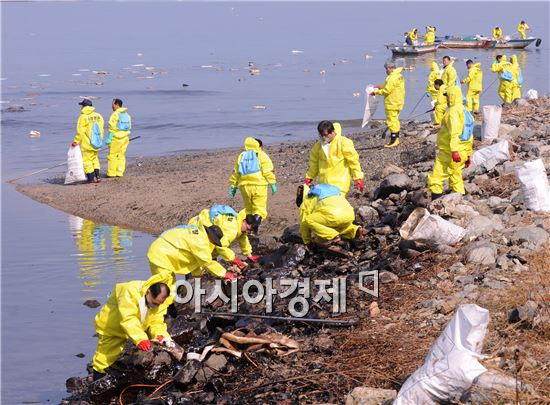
[
  {"left": 147, "top": 302, "right": 159, "bottom": 309},
  {"left": 321, "top": 136, "right": 330, "bottom": 145}
]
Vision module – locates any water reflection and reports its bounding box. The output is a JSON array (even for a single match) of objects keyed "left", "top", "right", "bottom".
[{"left": 69, "top": 216, "right": 135, "bottom": 297}]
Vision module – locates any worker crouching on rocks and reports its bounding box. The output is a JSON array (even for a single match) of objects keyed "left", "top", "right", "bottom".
[
  {"left": 297, "top": 183, "right": 363, "bottom": 248},
  {"left": 229, "top": 137, "right": 276, "bottom": 233},
  {"left": 92, "top": 278, "right": 172, "bottom": 381},
  {"left": 305, "top": 121, "right": 364, "bottom": 194},
  {"left": 147, "top": 223, "right": 237, "bottom": 317},
  {"left": 427, "top": 86, "right": 470, "bottom": 200},
  {"left": 188, "top": 204, "right": 261, "bottom": 271}
]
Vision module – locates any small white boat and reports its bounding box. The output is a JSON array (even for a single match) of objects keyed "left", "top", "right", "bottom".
[{"left": 385, "top": 43, "right": 440, "bottom": 56}]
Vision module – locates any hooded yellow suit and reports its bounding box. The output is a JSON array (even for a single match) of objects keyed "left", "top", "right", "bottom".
[
  {"left": 72, "top": 106, "right": 104, "bottom": 174},
  {"left": 374, "top": 67, "right": 405, "bottom": 133},
  {"left": 463, "top": 62, "right": 483, "bottom": 112},
  {"left": 492, "top": 56, "right": 514, "bottom": 104}
]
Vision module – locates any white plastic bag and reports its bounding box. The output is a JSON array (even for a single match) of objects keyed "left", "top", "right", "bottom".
[
  {"left": 400, "top": 207, "right": 466, "bottom": 245},
  {"left": 524, "top": 89, "right": 538, "bottom": 100},
  {"left": 64, "top": 145, "right": 87, "bottom": 184},
  {"left": 394, "top": 304, "right": 489, "bottom": 405},
  {"left": 481, "top": 105, "right": 501, "bottom": 141},
  {"left": 515, "top": 159, "right": 550, "bottom": 212},
  {"left": 362, "top": 84, "right": 379, "bottom": 128},
  {"left": 471, "top": 140, "right": 510, "bottom": 167}
]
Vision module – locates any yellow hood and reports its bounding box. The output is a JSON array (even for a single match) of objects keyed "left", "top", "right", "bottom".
[
  {"left": 472, "top": 62, "right": 481, "bottom": 69},
  {"left": 116, "top": 107, "right": 128, "bottom": 113},
  {"left": 510, "top": 55, "right": 518, "bottom": 65},
  {"left": 333, "top": 122, "right": 342, "bottom": 137},
  {"left": 244, "top": 137, "right": 260, "bottom": 151},
  {"left": 81, "top": 106, "right": 95, "bottom": 115},
  {"left": 431, "top": 61, "right": 440, "bottom": 72},
  {"left": 501, "top": 55, "right": 507, "bottom": 62},
  {"left": 446, "top": 85, "right": 462, "bottom": 107}
]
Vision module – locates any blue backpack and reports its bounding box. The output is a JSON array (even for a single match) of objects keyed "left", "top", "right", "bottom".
[
  {"left": 209, "top": 205, "right": 237, "bottom": 223},
  {"left": 518, "top": 70, "right": 523, "bottom": 85},
  {"left": 460, "top": 109, "right": 474, "bottom": 142},
  {"left": 117, "top": 112, "right": 131, "bottom": 131},
  {"left": 308, "top": 184, "right": 341, "bottom": 200},
  {"left": 238, "top": 150, "right": 261, "bottom": 175},
  {"left": 90, "top": 122, "right": 103, "bottom": 149},
  {"left": 501, "top": 70, "right": 513, "bottom": 82}
]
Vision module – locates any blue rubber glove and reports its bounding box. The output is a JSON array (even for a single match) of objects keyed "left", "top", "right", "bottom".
[
  {"left": 105, "top": 132, "right": 113, "bottom": 146},
  {"left": 425, "top": 91, "right": 431, "bottom": 98},
  {"left": 270, "top": 184, "right": 277, "bottom": 195},
  {"left": 229, "top": 186, "right": 238, "bottom": 198}
]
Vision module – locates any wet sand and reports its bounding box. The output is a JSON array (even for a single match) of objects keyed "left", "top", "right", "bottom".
[{"left": 17, "top": 123, "right": 415, "bottom": 236}]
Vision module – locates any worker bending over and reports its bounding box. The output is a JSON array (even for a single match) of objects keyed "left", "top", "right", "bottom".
[
  {"left": 305, "top": 121, "right": 364, "bottom": 193},
  {"left": 297, "top": 184, "right": 363, "bottom": 247},
  {"left": 229, "top": 137, "right": 276, "bottom": 232},
  {"left": 188, "top": 204, "right": 261, "bottom": 271},
  {"left": 372, "top": 62, "right": 405, "bottom": 148},
  {"left": 106, "top": 98, "right": 132, "bottom": 177},
  {"left": 92, "top": 278, "right": 172, "bottom": 380}
]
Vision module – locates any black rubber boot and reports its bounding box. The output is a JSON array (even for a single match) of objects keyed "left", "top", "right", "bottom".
[
  {"left": 384, "top": 132, "right": 400, "bottom": 148},
  {"left": 431, "top": 193, "right": 443, "bottom": 201},
  {"left": 94, "top": 169, "right": 100, "bottom": 182},
  {"left": 86, "top": 172, "right": 95, "bottom": 183}
]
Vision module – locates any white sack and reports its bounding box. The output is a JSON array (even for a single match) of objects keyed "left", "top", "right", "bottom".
[
  {"left": 524, "top": 89, "right": 538, "bottom": 100},
  {"left": 394, "top": 304, "right": 490, "bottom": 404},
  {"left": 399, "top": 207, "right": 466, "bottom": 245},
  {"left": 471, "top": 140, "right": 510, "bottom": 167},
  {"left": 515, "top": 159, "right": 550, "bottom": 212},
  {"left": 481, "top": 105, "right": 501, "bottom": 141},
  {"left": 362, "top": 84, "right": 379, "bottom": 128},
  {"left": 64, "top": 145, "right": 87, "bottom": 184}
]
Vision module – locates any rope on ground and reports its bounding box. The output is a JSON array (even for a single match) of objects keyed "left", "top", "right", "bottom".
[{"left": 118, "top": 377, "right": 173, "bottom": 405}]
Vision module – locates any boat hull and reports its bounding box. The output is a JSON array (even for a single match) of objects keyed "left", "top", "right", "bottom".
[{"left": 385, "top": 43, "right": 439, "bottom": 55}]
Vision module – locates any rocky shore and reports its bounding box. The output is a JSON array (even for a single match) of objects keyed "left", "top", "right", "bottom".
[{"left": 20, "top": 98, "right": 550, "bottom": 404}]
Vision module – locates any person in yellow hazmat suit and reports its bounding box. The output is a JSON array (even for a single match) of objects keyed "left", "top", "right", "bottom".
[
  {"left": 491, "top": 55, "right": 514, "bottom": 105},
  {"left": 441, "top": 56, "right": 457, "bottom": 87},
  {"left": 229, "top": 137, "right": 276, "bottom": 230},
  {"left": 106, "top": 98, "right": 132, "bottom": 177},
  {"left": 371, "top": 62, "right": 406, "bottom": 148},
  {"left": 427, "top": 86, "right": 468, "bottom": 199},
  {"left": 71, "top": 99, "right": 104, "bottom": 183},
  {"left": 493, "top": 26, "right": 503, "bottom": 41},
  {"left": 304, "top": 121, "right": 364, "bottom": 193},
  {"left": 517, "top": 21, "right": 530, "bottom": 39},
  {"left": 460, "top": 60, "right": 483, "bottom": 114},
  {"left": 404, "top": 28, "right": 419, "bottom": 45},
  {"left": 91, "top": 278, "right": 172, "bottom": 380},
  {"left": 423, "top": 26, "right": 436, "bottom": 45},
  {"left": 510, "top": 55, "right": 522, "bottom": 101},
  {"left": 297, "top": 184, "right": 363, "bottom": 247},
  {"left": 188, "top": 205, "right": 260, "bottom": 271},
  {"left": 426, "top": 61, "right": 441, "bottom": 101},
  {"left": 432, "top": 79, "right": 447, "bottom": 127}
]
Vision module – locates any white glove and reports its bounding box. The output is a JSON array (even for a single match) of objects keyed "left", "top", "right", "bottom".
[
  {"left": 430, "top": 100, "right": 436, "bottom": 109},
  {"left": 162, "top": 339, "right": 176, "bottom": 348}
]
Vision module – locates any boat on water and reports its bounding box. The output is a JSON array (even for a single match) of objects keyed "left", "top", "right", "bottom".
[
  {"left": 385, "top": 43, "right": 439, "bottom": 56},
  {"left": 435, "top": 35, "right": 541, "bottom": 49}
]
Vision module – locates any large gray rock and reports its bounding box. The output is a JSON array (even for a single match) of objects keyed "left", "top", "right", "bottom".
[
  {"left": 460, "top": 370, "right": 533, "bottom": 404},
  {"left": 461, "top": 240, "right": 497, "bottom": 265},
  {"left": 345, "top": 387, "right": 397, "bottom": 405},
  {"left": 356, "top": 205, "right": 380, "bottom": 226},
  {"left": 508, "top": 226, "right": 549, "bottom": 249},
  {"left": 374, "top": 173, "right": 412, "bottom": 199},
  {"left": 465, "top": 215, "right": 503, "bottom": 239}
]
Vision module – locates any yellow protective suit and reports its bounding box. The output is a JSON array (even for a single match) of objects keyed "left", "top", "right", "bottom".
[
  {"left": 72, "top": 106, "right": 104, "bottom": 174},
  {"left": 426, "top": 62, "right": 441, "bottom": 100},
  {"left": 374, "top": 67, "right": 405, "bottom": 133},
  {"left": 493, "top": 27, "right": 503, "bottom": 41},
  {"left": 510, "top": 55, "right": 522, "bottom": 101},
  {"left": 92, "top": 277, "right": 170, "bottom": 373},
  {"left": 305, "top": 123, "right": 363, "bottom": 195},
  {"left": 407, "top": 29, "right": 418, "bottom": 43},
  {"left": 107, "top": 107, "right": 132, "bottom": 177},
  {"left": 423, "top": 27, "right": 436, "bottom": 45},
  {"left": 427, "top": 86, "right": 467, "bottom": 195},
  {"left": 188, "top": 207, "right": 252, "bottom": 262},
  {"left": 299, "top": 185, "right": 359, "bottom": 244},
  {"left": 441, "top": 61, "right": 457, "bottom": 87},
  {"left": 229, "top": 137, "right": 276, "bottom": 220},
  {"left": 463, "top": 63, "right": 483, "bottom": 112},
  {"left": 434, "top": 84, "right": 448, "bottom": 125},
  {"left": 492, "top": 56, "right": 514, "bottom": 104},
  {"left": 517, "top": 22, "right": 529, "bottom": 39}
]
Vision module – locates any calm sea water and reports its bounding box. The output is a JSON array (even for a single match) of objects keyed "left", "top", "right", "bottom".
[{"left": 1, "top": 1, "right": 548, "bottom": 403}]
